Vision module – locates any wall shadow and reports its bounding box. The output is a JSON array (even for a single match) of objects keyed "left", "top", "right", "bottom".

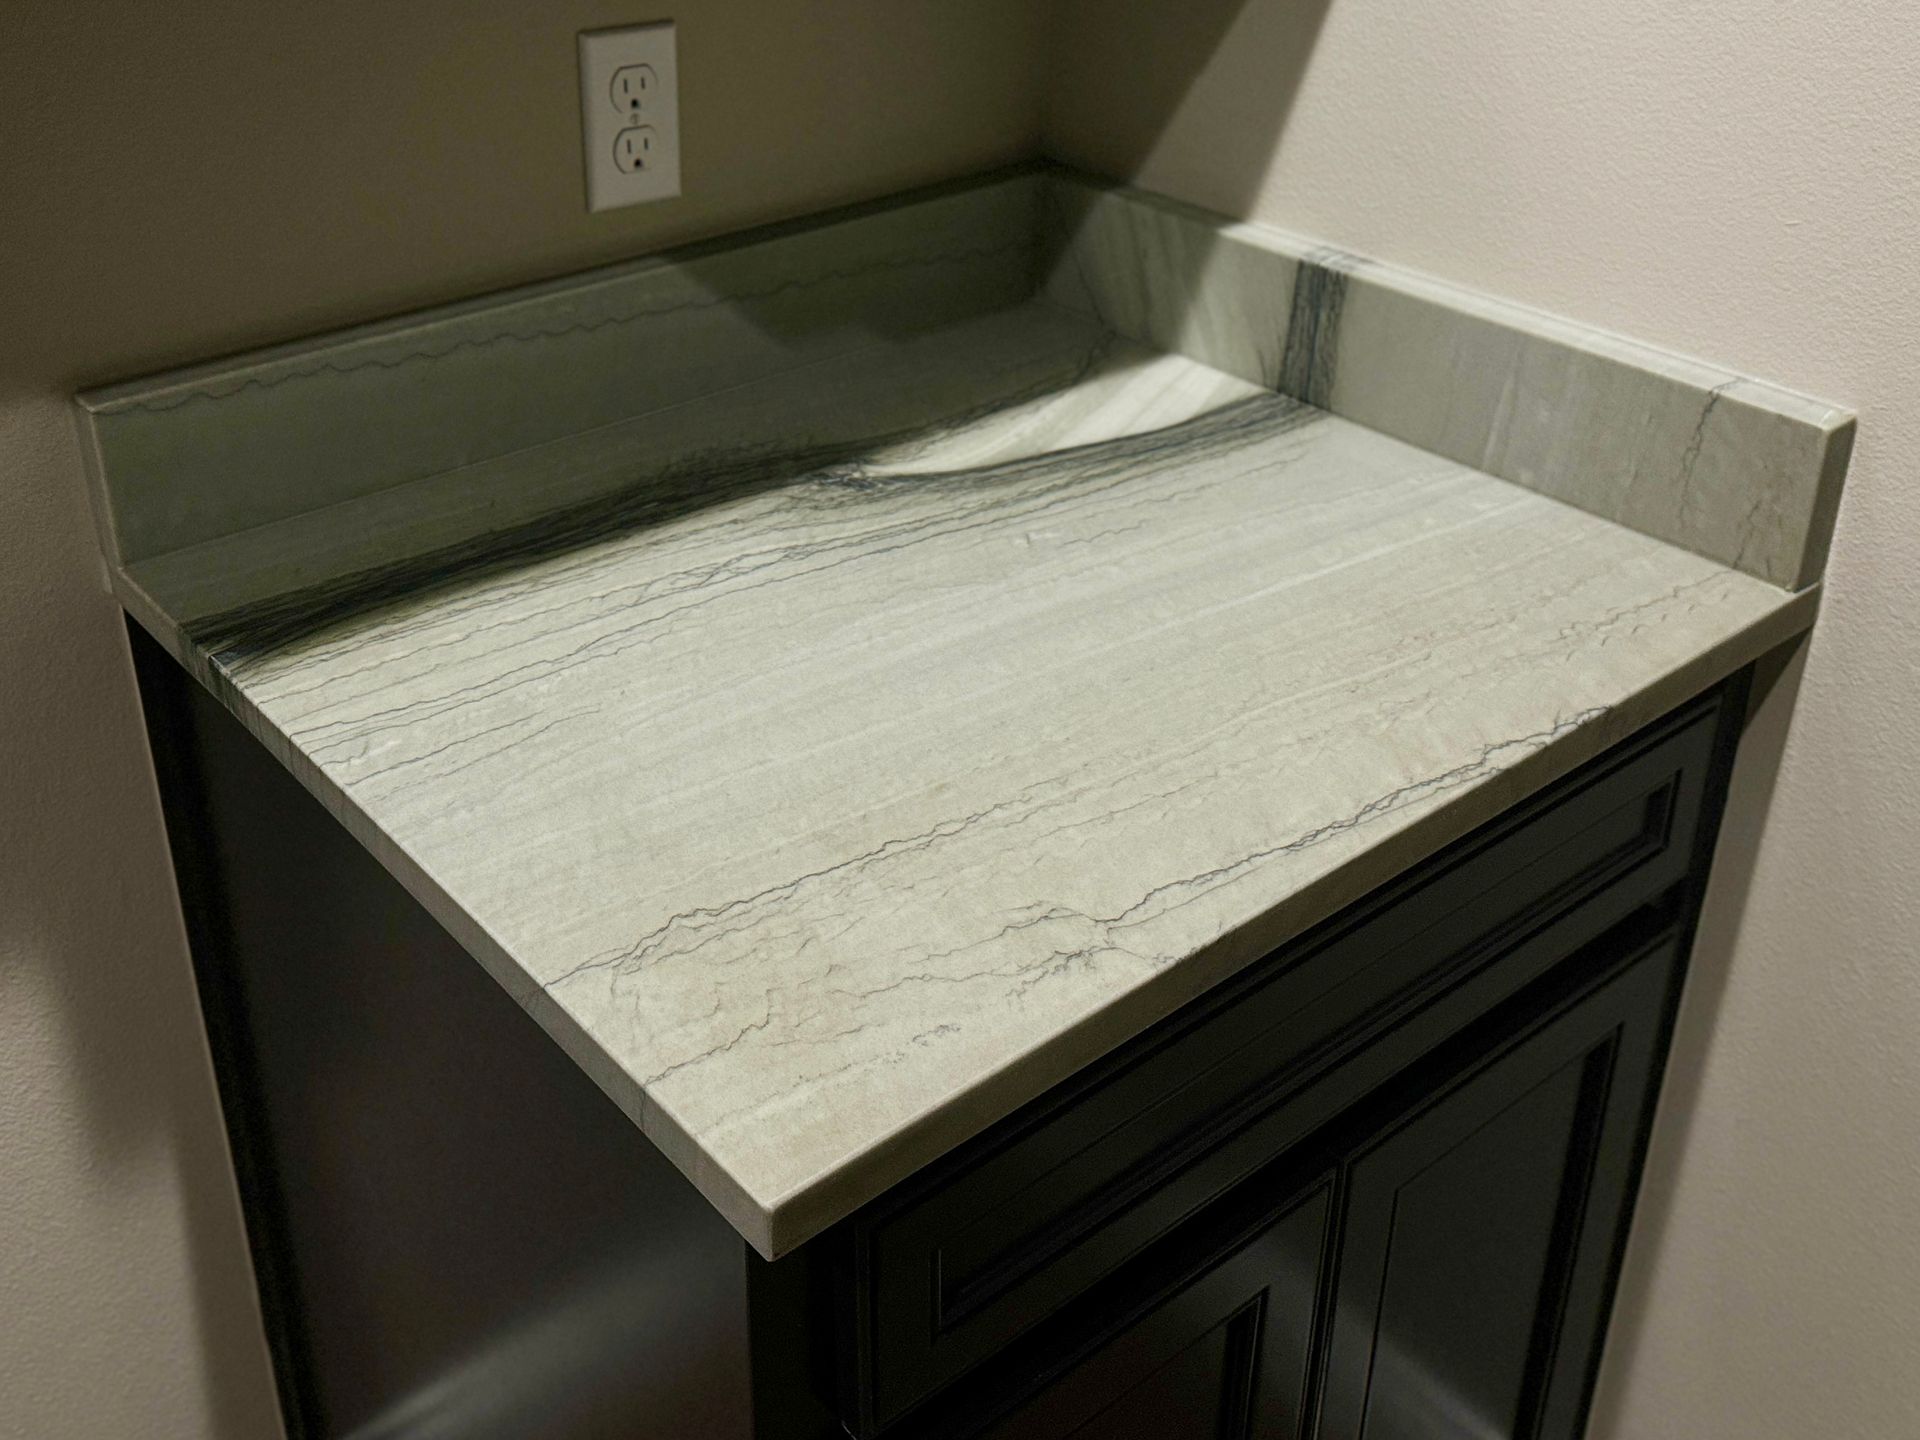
[
  {"left": 1042, "top": 0, "right": 1334, "bottom": 219},
  {"left": 1034, "top": 0, "right": 1337, "bottom": 403}
]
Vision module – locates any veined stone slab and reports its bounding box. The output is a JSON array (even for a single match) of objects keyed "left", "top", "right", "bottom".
[{"left": 78, "top": 168, "right": 1848, "bottom": 1256}]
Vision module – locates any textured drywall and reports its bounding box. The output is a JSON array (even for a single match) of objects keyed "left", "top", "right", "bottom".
[
  {"left": 1048, "top": 0, "right": 1920, "bottom": 1433},
  {"left": 0, "top": 2, "right": 1045, "bottom": 1435}
]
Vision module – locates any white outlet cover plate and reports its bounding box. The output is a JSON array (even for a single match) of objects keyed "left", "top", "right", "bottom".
[{"left": 579, "top": 21, "right": 681, "bottom": 212}]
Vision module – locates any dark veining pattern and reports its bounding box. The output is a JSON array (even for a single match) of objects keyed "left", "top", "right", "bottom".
[
  {"left": 188, "top": 378, "right": 1312, "bottom": 680},
  {"left": 1277, "top": 254, "right": 1353, "bottom": 408}
]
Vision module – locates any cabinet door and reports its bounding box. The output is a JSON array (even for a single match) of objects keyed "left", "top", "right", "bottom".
[
  {"left": 1317, "top": 935, "right": 1682, "bottom": 1440},
  {"left": 978, "top": 1182, "right": 1333, "bottom": 1440}
]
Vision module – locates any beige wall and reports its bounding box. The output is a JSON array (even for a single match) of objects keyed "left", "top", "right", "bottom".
[
  {"left": 1049, "top": 0, "right": 1920, "bottom": 1434},
  {"left": 6, "top": 0, "right": 1915, "bottom": 1434},
  {"left": 0, "top": 3, "right": 1044, "bottom": 1435}
]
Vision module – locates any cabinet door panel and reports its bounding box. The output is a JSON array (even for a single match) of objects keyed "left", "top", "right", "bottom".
[
  {"left": 1318, "top": 936, "right": 1681, "bottom": 1440},
  {"left": 979, "top": 1182, "right": 1332, "bottom": 1440}
]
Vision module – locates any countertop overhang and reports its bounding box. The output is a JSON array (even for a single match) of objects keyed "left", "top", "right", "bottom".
[{"left": 77, "top": 165, "right": 1852, "bottom": 1256}]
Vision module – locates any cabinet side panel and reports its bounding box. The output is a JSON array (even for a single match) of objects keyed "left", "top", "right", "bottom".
[{"left": 130, "top": 619, "right": 754, "bottom": 1440}]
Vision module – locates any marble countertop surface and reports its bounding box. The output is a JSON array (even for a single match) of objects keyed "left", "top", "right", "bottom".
[{"left": 108, "top": 300, "right": 1815, "bottom": 1255}]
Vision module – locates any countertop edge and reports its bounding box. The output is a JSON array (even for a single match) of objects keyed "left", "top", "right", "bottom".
[{"left": 120, "top": 568, "right": 1815, "bottom": 1259}]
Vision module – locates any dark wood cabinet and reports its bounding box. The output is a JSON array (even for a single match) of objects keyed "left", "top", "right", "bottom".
[
  {"left": 877, "top": 919, "right": 1687, "bottom": 1440},
  {"left": 130, "top": 621, "right": 1748, "bottom": 1440},
  {"left": 980, "top": 1182, "right": 1331, "bottom": 1440}
]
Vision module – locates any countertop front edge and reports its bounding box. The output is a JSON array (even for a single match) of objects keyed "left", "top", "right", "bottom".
[{"left": 118, "top": 570, "right": 1817, "bottom": 1259}]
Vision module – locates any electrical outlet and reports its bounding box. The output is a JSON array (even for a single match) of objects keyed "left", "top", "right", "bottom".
[
  {"left": 613, "top": 125, "right": 660, "bottom": 174},
  {"left": 611, "top": 64, "right": 659, "bottom": 116},
  {"left": 579, "top": 22, "right": 680, "bottom": 211}
]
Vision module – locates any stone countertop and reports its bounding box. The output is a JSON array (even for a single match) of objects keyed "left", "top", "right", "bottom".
[{"left": 111, "top": 301, "right": 1812, "bottom": 1256}]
